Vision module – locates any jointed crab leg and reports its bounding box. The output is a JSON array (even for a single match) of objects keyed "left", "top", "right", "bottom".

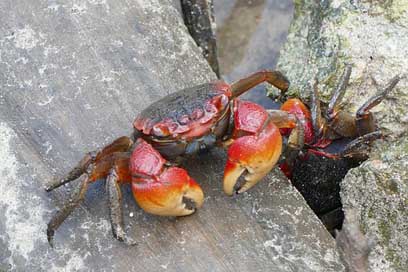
[
  {"left": 45, "top": 153, "right": 94, "bottom": 192},
  {"left": 46, "top": 136, "right": 133, "bottom": 191},
  {"left": 106, "top": 169, "right": 136, "bottom": 245},
  {"left": 47, "top": 137, "right": 134, "bottom": 246},
  {"left": 311, "top": 78, "right": 325, "bottom": 142},
  {"left": 47, "top": 172, "right": 91, "bottom": 247},
  {"left": 327, "top": 65, "right": 352, "bottom": 121},
  {"left": 356, "top": 75, "right": 400, "bottom": 135},
  {"left": 339, "top": 131, "right": 383, "bottom": 158},
  {"left": 230, "top": 70, "right": 290, "bottom": 98}
]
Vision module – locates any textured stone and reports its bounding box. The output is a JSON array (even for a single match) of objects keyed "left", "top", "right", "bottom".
[
  {"left": 274, "top": 1, "right": 408, "bottom": 271},
  {"left": 273, "top": 0, "right": 408, "bottom": 137},
  {"left": 341, "top": 138, "right": 408, "bottom": 271},
  {"left": 0, "top": 0, "right": 343, "bottom": 271}
]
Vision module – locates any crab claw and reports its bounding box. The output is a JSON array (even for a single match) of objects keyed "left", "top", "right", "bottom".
[
  {"left": 131, "top": 139, "right": 204, "bottom": 216},
  {"left": 223, "top": 121, "right": 282, "bottom": 195}
]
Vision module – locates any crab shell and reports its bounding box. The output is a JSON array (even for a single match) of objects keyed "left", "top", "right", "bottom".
[{"left": 133, "top": 81, "right": 233, "bottom": 159}]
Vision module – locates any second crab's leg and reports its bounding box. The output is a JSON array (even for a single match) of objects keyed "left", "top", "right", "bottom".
[
  {"left": 356, "top": 75, "right": 400, "bottom": 135},
  {"left": 230, "top": 70, "right": 290, "bottom": 98},
  {"left": 46, "top": 136, "right": 133, "bottom": 191},
  {"left": 327, "top": 64, "right": 352, "bottom": 121},
  {"left": 338, "top": 131, "right": 383, "bottom": 159}
]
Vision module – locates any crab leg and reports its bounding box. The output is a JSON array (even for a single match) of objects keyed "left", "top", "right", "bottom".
[
  {"left": 46, "top": 136, "right": 133, "bottom": 191},
  {"left": 327, "top": 64, "right": 352, "bottom": 121},
  {"left": 106, "top": 169, "right": 136, "bottom": 245},
  {"left": 230, "top": 70, "right": 290, "bottom": 98},
  {"left": 47, "top": 172, "right": 91, "bottom": 247},
  {"left": 356, "top": 75, "right": 400, "bottom": 135},
  {"left": 339, "top": 131, "right": 383, "bottom": 158},
  {"left": 310, "top": 78, "right": 325, "bottom": 142},
  {"left": 47, "top": 152, "right": 133, "bottom": 246}
]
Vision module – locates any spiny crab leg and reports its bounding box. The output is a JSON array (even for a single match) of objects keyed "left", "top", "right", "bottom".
[
  {"left": 46, "top": 136, "right": 134, "bottom": 246},
  {"left": 356, "top": 75, "right": 401, "bottom": 135},
  {"left": 327, "top": 64, "right": 352, "bottom": 121},
  {"left": 47, "top": 170, "right": 91, "bottom": 247},
  {"left": 106, "top": 168, "right": 136, "bottom": 245},
  {"left": 311, "top": 78, "right": 325, "bottom": 142},
  {"left": 339, "top": 131, "right": 383, "bottom": 158}
]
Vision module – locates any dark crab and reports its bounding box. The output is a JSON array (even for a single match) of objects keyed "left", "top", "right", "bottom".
[
  {"left": 46, "top": 67, "right": 400, "bottom": 245},
  {"left": 277, "top": 65, "right": 400, "bottom": 178}
]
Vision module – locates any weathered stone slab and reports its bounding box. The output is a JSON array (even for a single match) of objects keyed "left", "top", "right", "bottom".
[{"left": 0, "top": 0, "right": 343, "bottom": 271}]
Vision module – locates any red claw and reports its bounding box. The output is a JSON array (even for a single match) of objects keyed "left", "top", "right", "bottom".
[
  {"left": 223, "top": 101, "right": 283, "bottom": 195},
  {"left": 131, "top": 139, "right": 204, "bottom": 216},
  {"left": 281, "top": 98, "right": 314, "bottom": 144}
]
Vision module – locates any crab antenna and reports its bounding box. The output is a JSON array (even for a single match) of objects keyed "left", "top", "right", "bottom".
[{"left": 230, "top": 70, "right": 290, "bottom": 98}]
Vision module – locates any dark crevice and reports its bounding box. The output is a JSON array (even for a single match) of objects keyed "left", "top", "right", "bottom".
[{"left": 289, "top": 152, "right": 362, "bottom": 236}]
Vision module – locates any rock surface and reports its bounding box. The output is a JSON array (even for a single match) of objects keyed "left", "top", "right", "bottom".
[
  {"left": 341, "top": 138, "right": 408, "bottom": 271},
  {"left": 274, "top": 0, "right": 408, "bottom": 137},
  {"left": 274, "top": 0, "right": 408, "bottom": 271},
  {"left": 0, "top": 0, "right": 343, "bottom": 271},
  {"left": 216, "top": 0, "right": 294, "bottom": 108}
]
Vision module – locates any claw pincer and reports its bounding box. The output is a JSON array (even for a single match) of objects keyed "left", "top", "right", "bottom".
[
  {"left": 224, "top": 100, "right": 282, "bottom": 195},
  {"left": 130, "top": 139, "right": 204, "bottom": 216}
]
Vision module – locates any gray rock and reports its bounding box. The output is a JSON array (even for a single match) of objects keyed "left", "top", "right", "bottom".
[
  {"left": 341, "top": 138, "right": 408, "bottom": 271},
  {"left": 0, "top": 0, "right": 342, "bottom": 271},
  {"left": 274, "top": 0, "right": 408, "bottom": 137},
  {"left": 274, "top": 0, "right": 408, "bottom": 271}
]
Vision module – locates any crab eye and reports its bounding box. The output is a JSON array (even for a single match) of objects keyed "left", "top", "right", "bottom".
[{"left": 152, "top": 124, "right": 169, "bottom": 137}]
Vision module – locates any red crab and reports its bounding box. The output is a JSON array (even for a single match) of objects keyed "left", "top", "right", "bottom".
[{"left": 46, "top": 67, "right": 400, "bottom": 245}]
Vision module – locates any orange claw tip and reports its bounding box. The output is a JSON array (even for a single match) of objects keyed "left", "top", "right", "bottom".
[{"left": 223, "top": 160, "right": 246, "bottom": 196}]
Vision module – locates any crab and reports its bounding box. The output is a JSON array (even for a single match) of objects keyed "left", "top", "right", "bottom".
[
  {"left": 276, "top": 65, "right": 400, "bottom": 178},
  {"left": 46, "top": 67, "right": 400, "bottom": 245}
]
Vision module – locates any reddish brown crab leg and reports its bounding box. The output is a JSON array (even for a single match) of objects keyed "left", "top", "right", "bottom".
[
  {"left": 46, "top": 136, "right": 133, "bottom": 191},
  {"left": 230, "top": 70, "right": 290, "bottom": 98},
  {"left": 106, "top": 168, "right": 136, "bottom": 245},
  {"left": 305, "top": 131, "right": 383, "bottom": 160},
  {"left": 47, "top": 152, "right": 133, "bottom": 246},
  {"left": 356, "top": 75, "right": 400, "bottom": 135}
]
